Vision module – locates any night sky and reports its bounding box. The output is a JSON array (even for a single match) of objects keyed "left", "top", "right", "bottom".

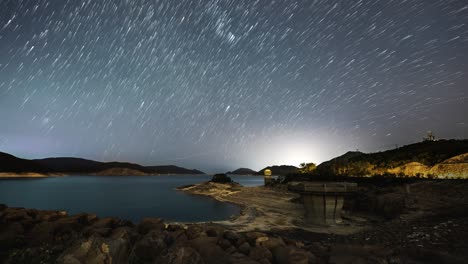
[{"left": 0, "top": 0, "right": 467, "bottom": 172}]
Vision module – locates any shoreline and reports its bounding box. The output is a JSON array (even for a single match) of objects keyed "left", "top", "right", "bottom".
[{"left": 177, "top": 181, "right": 368, "bottom": 235}]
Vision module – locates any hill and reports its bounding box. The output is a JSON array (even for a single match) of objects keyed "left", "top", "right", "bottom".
[
  {"left": 34, "top": 157, "right": 150, "bottom": 174},
  {"left": 146, "top": 165, "right": 205, "bottom": 175},
  {"left": 316, "top": 139, "right": 468, "bottom": 178},
  {"left": 226, "top": 168, "right": 257, "bottom": 175},
  {"left": 0, "top": 152, "right": 50, "bottom": 174},
  {"left": 256, "top": 165, "right": 299, "bottom": 176},
  {"left": 0, "top": 152, "right": 205, "bottom": 176}
]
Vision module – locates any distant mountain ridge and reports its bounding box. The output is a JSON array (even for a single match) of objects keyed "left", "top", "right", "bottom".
[
  {"left": 226, "top": 168, "right": 257, "bottom": 175},
  {"left": 0, "top": 152, "right": 205, "bottom": 176},
  {"left": 316, "top": 139, "right": 468, "bottom": 178}
]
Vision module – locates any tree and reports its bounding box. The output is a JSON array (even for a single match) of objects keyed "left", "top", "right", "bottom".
[
  {"left": 423, "top": 131, "right": 436, "bottom": 142},
  {"left": 299, "top": 162, "right": 317, "bottom": 173}
]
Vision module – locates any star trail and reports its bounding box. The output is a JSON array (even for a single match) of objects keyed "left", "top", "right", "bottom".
[{"left": 0, "top": 0, "right": 467, "bottom": 172}]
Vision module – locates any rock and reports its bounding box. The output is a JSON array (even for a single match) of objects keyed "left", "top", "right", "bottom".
[
  {"left": 0, "top": 223, "right": 24, "bottom": 248},
  {"left": 255, "top": 237, "right": 285, "bottom": 251},
  {"left": 258, "top": 258, "right": 271, "bottom": 264},
  {"left": 53, "top": 216, "right": 85, "bottom": 237},
  {"left": 190, "top": 236, "right": 230, "bottom": 264},
  {"left": 130, "top": 232, "right": 167, "bottom": 263},
  {"left": 26, "top": 221, "right": 56, "bottom": 245},
  {"left": 167, "top": 224, "right": 185, "bottom": 232},
  {"left": 272, "top": 246, "right": 309, "bottom": 264},
  {"left": 225, "top": 246, "right": 237, "bottom": 255},
  {"left": 138, "top": 217, "right": 165, "bottom": 234},
  {"left": 111, "top": 227, "right": 136, "bottom": 242},
  {"left": 218, "top": 238, "right": 232, "bottom": 250},
  {"left": 249, "top": 246, "right": 273, "bottom": 261},
  {"left": 86, "top": 227, "right": 112, "bottom": 237},
  {"left": 245, "top": 232, "right": 268, "bottom": 245},
  {"left": 165, "top": 230, "right": 188, "bottom": 245},
  {"left": 238, "top": 242, "right": 251, "bottom": 255},
  {"left": 3, "top": 208, "right": 31, "bottom": 222},
  {"left": 186, "top": 225, "right": 204, "bottom": 240},
  {"left": 0, "top": 204, "right": 7, "bottom": 211},
  {"left": 223, "top": 230, "right": 240, "bottom": 242},
  {"left": 229, "top": 253, "right": 259, "bottom": 264},
  {"left": 328, "top": 255, "right": 367, "bottom": 264},
  {"left": 57, "top": 236, "right": 111, "bottom": 264},
  {"left": 329, "top": 244, "right": 393, "bottom": 258},
  {"left": 36, "top": 210, "right": 66, "bottom": 222},
  {"left": 91, "top": 217, "right": 120, "bottom": 229},
  {"left": 157, "top": 246, "right": 204, "bottom": 264},
  {"left": 206, "top": 227, "right": 222, "bottom": 237},
  {"left": 306, "top": 242, "right": 328, "bottom": 257}
]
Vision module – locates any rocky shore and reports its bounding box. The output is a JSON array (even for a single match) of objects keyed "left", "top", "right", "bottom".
[
  {"left": 2, "top": 180, "right": 468, "bottom": 263},
  {"left": 0, "top": 205, "right": 345, "bottom": 264}
]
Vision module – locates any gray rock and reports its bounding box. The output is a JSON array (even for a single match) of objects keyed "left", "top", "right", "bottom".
[
  {"left": 137, "top": 217, "right": 165, "bottom": 235},
  {"left": 238, "top": 242, "right": 251, "bottom": 255},
  {"left": 190, "top": 236, "right": 230, "bottom": 264},
  {"left": 272, "top": 246, "right": 309, "bottom": 264},
  {"left": 130, "top": 232, "right": 167, "bottom": 262},
  {"left": 249, "top": 246, "right": 272, "bottom": 261},
  {"left": 157, "top": 246, "right": 205, "bottom": 264},
  {"left": 186, "top": 225, "right": 205, "bottom": 240}
]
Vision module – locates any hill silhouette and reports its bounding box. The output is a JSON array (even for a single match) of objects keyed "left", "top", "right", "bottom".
[
  {"left": 226, "top": 168, "right": 257, "bottom": 175},
  {"left": 0, "top": 153, "right": 205, "bottom": 176},
  {"left": 316, "top": 139, "right": 468, "bottom": 177}
]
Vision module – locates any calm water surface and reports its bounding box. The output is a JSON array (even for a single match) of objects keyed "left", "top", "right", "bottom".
[{"left": 0, "top": 175, "right": 263, "bottom": 223}]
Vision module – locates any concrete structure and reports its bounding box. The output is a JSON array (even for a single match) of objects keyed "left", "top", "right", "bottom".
[
  {"left": 264, "top": 169, "right": 273, "bottom": 186},
  {"left": 289, "top": 182, "right": 358, "bottom": 225}
]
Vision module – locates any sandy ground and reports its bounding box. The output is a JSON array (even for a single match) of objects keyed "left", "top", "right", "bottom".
[{"left": 178, "top": 182, "right": 367, "bottom": 235}]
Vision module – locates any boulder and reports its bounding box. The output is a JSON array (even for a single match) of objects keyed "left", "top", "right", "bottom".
[
  {"left": 56, "top": 236, "right": 111, "bottom": 264},
  {"left": 156, "top": 246, "right": 204, "bottom": 264},
  {"left": 217, "top": 238, "right": 232, "bottom": 250},
  {"left": 3, "top": 208, "right": 31, "bottom": 222},
  {"left": 167, "top": 224, "right": 185, "bottom": 232},
  {"left": 255, "top": 237, "right": 285, "bottom": 251},
  {"left": 223, "top": 230, "right": 241, "bottom": 242},
  {"left": 91, "top": 217, "right": 120, "bottom": 229},
  {"left": 186, "top": 225, "right": 204, "bottom": 240},
  {"left": 249, "top": 246, "right": 273, "bottom": 261},
  {"left": 190, "top": 236, "right": 229, "bottom": 264},
  {"left": 137, "top": 217, "right": 165, "bottom": 235},
  {"left": 130, "top": 232, "right": 167, "bottom": 263},
  {"left": 245, "top": 232, "right": 268, "bottom": 245},
  {"left": 272, "top": 246, "right": 309, "bottom": 264},
  {"left": 238, "top": 242, "right": 251, "bottom": 255},
  {"left": 165, "top": 230, "right": 188, "bottom": 245},
  {"left": 205, "top": 227, "right": 223, "bottom": 237}
]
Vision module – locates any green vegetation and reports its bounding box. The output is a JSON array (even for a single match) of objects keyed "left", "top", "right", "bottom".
[
  {"left": 210, "top": 173, "right": 233, "bottom": 183},
  {"left": 298, "top": 162, "right": 317, "bottom": 173}
]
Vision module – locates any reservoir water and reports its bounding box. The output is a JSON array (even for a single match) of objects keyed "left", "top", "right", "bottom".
[{"left": 0, "top": 175, "right": 263, "bottom": 223}]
